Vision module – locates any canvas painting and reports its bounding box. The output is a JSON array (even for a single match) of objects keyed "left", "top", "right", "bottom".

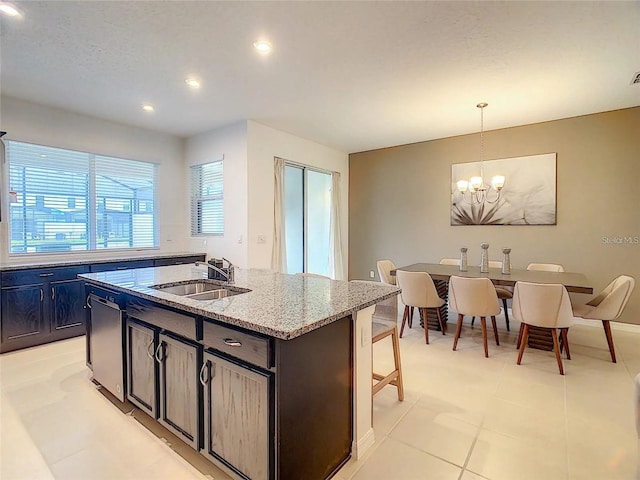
[{"left": 451, "top": 153, "right": 557, "bottom": 225}]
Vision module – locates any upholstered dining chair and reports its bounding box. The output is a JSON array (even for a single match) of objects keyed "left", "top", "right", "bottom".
[
  {"left": 512, "top": 282, "right": 574, "bottom": 375},
  {"left": 377, "top": 259, "right": 397, "bottom": 285},
  {"left": 351, "top": 280, "right": 404, "bottom": 401},
  {"left": 448, "top": 276, "right": 501, "bottom": 358},
  {"left": 395, "top": 270, "right": 446, "bottom": 344},
  {"left": 571, "top": 275, "right": 635, "bottom": 363}
]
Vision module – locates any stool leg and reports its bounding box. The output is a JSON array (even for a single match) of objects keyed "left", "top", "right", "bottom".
[
  {"left": 491, "top": 315, "right": 500, "bottom": 346},
  {"left": 400, "top": 306, "right": 409, "bottom": 338},
  {"left": 480, "top": 316, "right": 489, "bottom": 358},
  {"left": 602, "top": 320, "right": 617, "bottom": 363},
  {"left": 391, "top": 328, "right": 404, "bottom": 401},
  {"left": 422, "top": 307, "right": 429, "bottom": 344},
  {"left": 517, "top": 324, "right": 529, "bottom": 365},
  {"left": 551, "top": 328, "right": 565, "bottom": 375},
  {"left": 453, "top": 314, "right": 464, "bottom": 351}
]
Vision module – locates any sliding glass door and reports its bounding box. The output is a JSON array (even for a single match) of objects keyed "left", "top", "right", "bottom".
[{"left": 284, "top": 164, "right": 332, "bottom": 277}]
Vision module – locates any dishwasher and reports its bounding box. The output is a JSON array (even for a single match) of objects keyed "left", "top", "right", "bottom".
[{"left": 88, "top": 288, "right": 126, "bottom": 402}]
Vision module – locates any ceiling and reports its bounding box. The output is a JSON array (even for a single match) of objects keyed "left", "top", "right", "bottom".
[{"left": 1, "top": 1, "right": 639, "bottom": 153}]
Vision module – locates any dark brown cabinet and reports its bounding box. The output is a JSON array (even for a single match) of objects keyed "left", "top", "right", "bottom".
[{"left": 0, "top": 283, "right": 45, "bottom": 345}]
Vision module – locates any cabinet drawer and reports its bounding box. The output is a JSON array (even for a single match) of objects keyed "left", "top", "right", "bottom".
[
  {"left": 203, "top": 322, "right": 271, "bottom": 369},
  {"left": 126, "top": 298, "right": 196, "bottom": 341},
  {"left": 90, "top": 260, "right": 155, "bottom": 273},
  {"left": 1, "top": 265, "right": 88, "bottom": 287}
]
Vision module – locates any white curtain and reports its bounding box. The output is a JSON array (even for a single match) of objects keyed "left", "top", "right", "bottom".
[
  {"left": 329, "top": 171, "right": 345, "bottom": 280},
  {"left": 271, "top": 157, "right": 287, "bottom": 273}
]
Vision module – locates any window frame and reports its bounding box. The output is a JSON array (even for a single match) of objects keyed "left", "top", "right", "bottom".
[
  {"left": 3, "top": 139, "right": 159, "bottom": 256},
  {"left": 190, "top": 159, "right": 224, "bottom": 237}
]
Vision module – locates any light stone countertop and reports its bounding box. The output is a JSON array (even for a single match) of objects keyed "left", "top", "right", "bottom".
[
  {"left": 0, "top": 252, "right": 206, "bottom": 271},
  {"left": 80, "top": 265, "right": 400, "bottom": 340}
]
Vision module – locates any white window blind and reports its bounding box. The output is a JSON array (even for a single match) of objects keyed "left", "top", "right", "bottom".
[
  {"left": 6, "top": 140, "right": 158, "bottom": 254},
  {"left": 190, "top": 161, "right": 223, "bottom": 235}
]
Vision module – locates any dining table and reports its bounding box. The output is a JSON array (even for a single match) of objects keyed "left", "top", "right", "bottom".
[{"left": 391, "top": 263, "right": 594, "bottom": 350}]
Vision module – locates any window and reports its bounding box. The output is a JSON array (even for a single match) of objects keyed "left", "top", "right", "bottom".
[
  {"left": 6, "top": 140, "right": 157, "bottom": 254},
  {"left": 190, "top": 161, "right": 223, "bottom": 235},
  {"left": 284, "top": 164, "right": 332, "bottom": 276}
]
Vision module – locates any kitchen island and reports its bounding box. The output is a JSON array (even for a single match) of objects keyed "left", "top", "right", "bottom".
[{"left": 80, "top": 264, "right": 399, "bottom": 480}]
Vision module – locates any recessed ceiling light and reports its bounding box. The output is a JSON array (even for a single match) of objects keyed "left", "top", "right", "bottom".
[
  {"left": 185, "top": 78, "right": 200, "bottom": 89},
  {"left": 253, "top": 40, "right": 272, "bottom": 55},
  {"left": 142, "top": 104, "right": 155, "bottom": 113},
  {"left": 0, "top": 2, "right": 22, "bottom": 17}
]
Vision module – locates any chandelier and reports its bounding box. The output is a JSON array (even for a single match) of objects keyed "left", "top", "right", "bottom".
[{"left": 456, "top": 103, "right": 505, "bottom": 205}]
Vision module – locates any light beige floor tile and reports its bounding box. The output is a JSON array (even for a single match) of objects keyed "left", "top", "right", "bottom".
[
  {"left": 372, "top": 385, "right": 419, "bottom": 435},
  {"left": 388, "top": 403, "right": 479, "bottom": 467},
  {"left": 467, "top": 429, "right": 567, "bottom": 480},
  {"left": 460, "top": 470, "right": 490, "bottom": 480},
  {"left": 349, "top": 436, "right": 461, "bottom": 480},
  {"left": 48, "top": 444, "right": 129, "bottom": 480}
]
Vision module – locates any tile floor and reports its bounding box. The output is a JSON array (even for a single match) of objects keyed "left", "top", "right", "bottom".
[{"left": 1, "top": 313, "right": 638, "bottom": 480}]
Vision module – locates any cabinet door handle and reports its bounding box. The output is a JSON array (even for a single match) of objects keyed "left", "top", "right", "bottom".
[
  {"left": 146, "top": 339, "right": 155, "bottom": 359},
  {"left": 223, "top": 338, "right": 242, "bottom": 347},
  {"left": 199, "top": 361, "right": 209, "bottom": 386},
  {"left": 39, "top": 273, "right": 54, "bottom": 277},
  {"left": 154, "top": 343, "right": 164, "bottom": 363},
  {"left": 116, "top": 266, "right": 128, "bottom": 270},
  {"left": 51, "top": 287, "right": 55, "bottom": 300},
  {"left": 85, "top": 294, "right": 92, "bottom": 309},
  {"left": 40, "top": 288, "right": 44, "bottom": 302}
]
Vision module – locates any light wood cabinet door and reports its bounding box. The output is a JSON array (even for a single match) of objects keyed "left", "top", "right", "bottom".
[
  {"left": 126, "top": 319, "right": 157, "bottom": 417},
  {"left": 158, "top": 333, "right": 199, "bottom": 450},
  {"left": 202, "top": 351, "right": 271, "bottom": 480}
]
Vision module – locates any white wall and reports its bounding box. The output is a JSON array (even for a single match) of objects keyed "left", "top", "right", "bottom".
[
  {"left": 246, "top": 120, "right": 349, "bottom": 278},
  {"left": 185, "top": 121, "right": 248, "bottom": 267},
  {"left": 0, "top": 96, "right": 188, "bottom": 263}
]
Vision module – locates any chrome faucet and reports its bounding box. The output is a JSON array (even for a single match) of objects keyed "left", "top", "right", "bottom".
[{"left": 195, "top": 260, "right": 235, "bottom": 284}]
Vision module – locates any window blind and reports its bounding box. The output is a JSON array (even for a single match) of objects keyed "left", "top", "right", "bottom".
[
  {"left": 190, "top": 161, "right": 223, "bottom": 235},
  {"left": 5, "top": 140, "right": 158, "bottom": 254}
]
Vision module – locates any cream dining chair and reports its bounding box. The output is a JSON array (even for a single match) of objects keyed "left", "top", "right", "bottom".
[
  {"left": 377, "top": 259, "right": 397, "bottom": 285},
  {"left": 449, "top": 276, "right": 501, "bottom": 358},
  {"left": 512, "top": 281, "right": 574, "bottom": 375},
  {"left": 396, "top": 270, "right": 446, "bottom": 344},
  {"left": 571, "top": 275, "right": 635, "bottom": 363}
]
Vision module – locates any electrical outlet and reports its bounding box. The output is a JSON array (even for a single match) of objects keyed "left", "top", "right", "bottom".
[{"left": 369, "top": 270, "right": 375, "bottom": 279}]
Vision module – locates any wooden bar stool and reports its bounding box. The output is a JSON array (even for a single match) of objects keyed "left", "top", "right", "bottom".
[{"left": 372, "top": 320, "right": 404, "bottom": 401}]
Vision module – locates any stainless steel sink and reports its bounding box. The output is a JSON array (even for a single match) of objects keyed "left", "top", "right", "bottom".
[{"left": 151, "top": 281, "right": 249, "bottom": 301}]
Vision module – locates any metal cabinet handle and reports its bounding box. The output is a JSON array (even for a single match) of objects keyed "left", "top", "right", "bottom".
[
  {"left": 154, "top": 343, "right": 164, "bottom": 362},
  {"left": 51, "top": 287, "right": 55, "bottom": 300},
  {"left": 85, "top": 294, "right": 92, "bottom": 309},
  {"left": 39, "top": 273, "right": 54, "bottom": 277},
  {"left": 199, "top": 361, "right": 209, "bottom": 386},
  {"left": 146, "top": 339, "right": 155, "bottom": 359},
  {"left": 223, "top": 338, "right": 242, "bottom": 347},
  {"left": 116, "top": 266, "right": 128, "bottom": 270},
  {"left": 40, "top": 288, "right": 44, "bottom": 302}
]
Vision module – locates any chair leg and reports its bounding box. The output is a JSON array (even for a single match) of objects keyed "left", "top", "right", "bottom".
[
  {"left": 409, "top": 306, "right": 414, "bottom": 329},
  {"left": 436, "top": 307, "right": 446, "bottom": 335},
  {"left": 400, "top": 306, "right": 409, "bottom": 338},
  {"left": 602, "top": 320, "right": 617, "bottom": 363},
  {"left": 551, "top": 328, "right": 565, "bottom": 375},
  {"left": 480, "top": 316, "right": 489, "bottom": 358},
  {"left": 561, "top": 328, "right": 571, "bottom": 360},
  {"left": 391, "top": 327, "right": 404, "bottom": 401},
  {"left": 422, "top": 308, "right": 429, "bottom": 345},
  {"left": 491, "top": 315, "right": 500, "bottom": 346},
  {"left": 516, "top": 323, "right": 525, "bottom": 349},
  {"left": 471, "top": 316, "right": 475, "bottom": 327},
  {"left": 502, "top": 298, "right": 510, "bottom": 331},
  {"left": 517, "top": 324, "right": 529, "bottom": 365},
  {"left": 453, "top": 314, "right": 464, "bottom": 351}
]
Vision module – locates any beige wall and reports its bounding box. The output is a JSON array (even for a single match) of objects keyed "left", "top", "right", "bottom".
[{"left": 349, "top": 107, "right": 640, "bottom": 323}]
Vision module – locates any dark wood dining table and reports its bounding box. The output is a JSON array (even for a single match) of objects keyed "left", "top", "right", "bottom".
[{"left": 391, "top": 263, "right": 594, "bottom": 350}]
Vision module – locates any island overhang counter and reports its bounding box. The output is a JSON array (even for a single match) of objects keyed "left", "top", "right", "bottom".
[{"left": 80, "top": 264, "right": 399, "bottom": 480}]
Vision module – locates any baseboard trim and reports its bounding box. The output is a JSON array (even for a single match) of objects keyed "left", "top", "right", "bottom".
[{"left": 352, "top": 427, "right": 375, "bottom": 460}]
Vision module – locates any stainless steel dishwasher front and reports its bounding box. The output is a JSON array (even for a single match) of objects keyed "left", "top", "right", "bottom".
[{"left": 89, "top": 292, "right": 125, "bottom": 402}]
